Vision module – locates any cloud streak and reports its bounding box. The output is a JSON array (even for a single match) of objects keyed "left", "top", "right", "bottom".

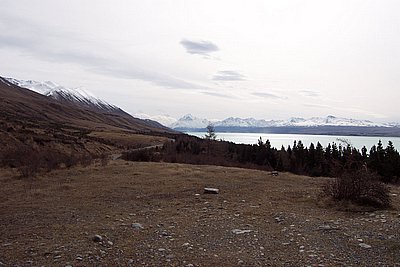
[
  {"left": 212, "top": 70, "right": 245, "bottom": 81},
  {"left": 180, "top": 39, "right": 219, "bottom": 56},
  {"left": 201, "top": 91, "right": 235, "bottom": 99},
  {"left": 252, "top": 91, "right": 288, "bottom": 100},
  {"left": 299, "top": 90, "right": 320, "bottom": 97}
]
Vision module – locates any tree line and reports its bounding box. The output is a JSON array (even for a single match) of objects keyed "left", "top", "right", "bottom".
[{"left": 126, "top": 134, "right": 400, "bottom": 184}]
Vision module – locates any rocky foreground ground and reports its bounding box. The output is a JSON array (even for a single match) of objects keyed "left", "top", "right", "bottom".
[{"left": 0, "top": 161, "right": 399, "bottom": 266}]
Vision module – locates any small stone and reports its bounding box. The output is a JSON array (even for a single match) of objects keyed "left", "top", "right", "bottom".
[
  {"left": 357, "top": 238, "right": 363, "bottom": 242},
  {"left": 161, "top": 231, "right": 170, "bottom": 236},
  {"left": 158, "top": 248, "right": 166, "bottom": 252},
  {"left": 232, "top": 229, "right": 252, "bottom": 234},
  {"left": 76, "top": 255, "right": 83, "bottom": 261},
  {"left": 107, "top": 241, "right": 114, "bottom": 246},
  {"left": 54, "top": 255, "right": 62, "bottom": 259},
  {"left": 204, "top": 187, "right": 219, "bottom": 194},
  {"left": 185, "top": 264, "right": 194, "bottom": 267},
  {"left": 92, "top": 235, "right": 103, "bottom": 242},
  {"left": 182, "top": 243, "right": 190, "bottom": 246},
  {"left": 359, "top": 243, "right": 372, "bottom": 249},
  {"left": 131, "top": 223, "right": 144, "bottom": 230}
]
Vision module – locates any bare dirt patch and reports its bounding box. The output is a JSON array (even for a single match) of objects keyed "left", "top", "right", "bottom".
[{"left": 0, "top": 161, "right": 399, "bottom": 266}]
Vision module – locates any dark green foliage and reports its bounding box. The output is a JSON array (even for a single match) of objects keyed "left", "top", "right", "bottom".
[{"left": 122, "top": 134, "right": 400, "bottom": 184}]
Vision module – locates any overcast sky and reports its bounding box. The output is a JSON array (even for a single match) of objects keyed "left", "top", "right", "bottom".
[{"left": 1, "top": 0, "right": 400, "bottom": 122}]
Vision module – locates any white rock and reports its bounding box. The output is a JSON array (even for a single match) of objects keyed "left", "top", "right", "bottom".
[
  {"left": 131, "top": 223, "right": 144, "bottom": 229},
  {"left": 204, "top": 188, "right": 219, "bottom": 194},
  {"left": 232, "top": 229, "right": 252, "bottom": 234},
  {"left": 359, "top": 243, "right": 372, "bottom": 249}
]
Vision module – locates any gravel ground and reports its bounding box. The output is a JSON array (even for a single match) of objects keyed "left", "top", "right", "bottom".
[{"left": 0, "top": 161, "right": 399, "bottom": 266}]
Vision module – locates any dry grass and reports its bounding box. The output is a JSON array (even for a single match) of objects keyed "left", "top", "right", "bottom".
[
  {"left": 88, "top": 131, "right": 170, "bottom": 148},
  {"left": 0, "top": 161, "right": 399, "bottom": 266}
]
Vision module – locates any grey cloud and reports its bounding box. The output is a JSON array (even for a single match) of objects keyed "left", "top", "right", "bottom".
[
  {"left": 0, "top": 14, "right": 204, "bottom": 90},
  {"left": 299, "top": 90, "right": 320, "bottom": 97},
  {"left": 212, "top": 71, "right": 245, "bottom": 81},
  {"left": 180, "top": 39, "right": 219, "bottom": 56},
  {"left": 252, "top": 92, "right": 288, "bottom": 100}
]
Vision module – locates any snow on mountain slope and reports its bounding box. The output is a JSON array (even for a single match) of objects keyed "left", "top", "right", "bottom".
[
  {"left": 170, "top": 114, "right": 210, "bottom": 129},
  {"left": 171, "top": 114, "right": 396, "bottom": 129},
  {"left": 6, "top": 78, "right": 119, "bottom": 112}
]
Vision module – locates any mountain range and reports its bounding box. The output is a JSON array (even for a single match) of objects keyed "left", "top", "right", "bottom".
[
  {"left": 169, "top": 114, "right": 400, "bottom": 129},
  {"left": 4, "top": 76, "right": 400, "bottom": 137}
]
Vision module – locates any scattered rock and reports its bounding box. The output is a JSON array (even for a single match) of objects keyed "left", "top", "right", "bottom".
[
  {"left": 204, "top": 187, "right": 219, "bottom": 194},
  {"left": 131, "top": 223, "right": 144, "bottom": 230},
  {"left": 274, "top": 214, "right": 285, "bottom": 223},
  {"left": 232, "top": 229, "right": 252, "bottom": 235},
  {"left": 318, "top": 224, "right": 340, "bottom": 231},
  {"left": 359, "top": 243, "right": 372, "bottom": 249},
  {"left": 92, "top": 235, "right": 103, "bottom": 242}
]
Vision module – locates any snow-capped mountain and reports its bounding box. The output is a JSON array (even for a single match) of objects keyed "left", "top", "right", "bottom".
[
  {"left": 6, "top": 78, "right": 119, "bottom": 112},
  {"left": 170, "top": 114, "right": 211, "bottom": 129},
  {"left": 134, "top": 113, "right": 178, "bottom": 127},
  {"left": 171, "top": 115, "right": 398, "bottom": 129}
]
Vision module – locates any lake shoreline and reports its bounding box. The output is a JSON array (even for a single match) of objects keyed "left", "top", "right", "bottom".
[
  {"left": 187, "top": 131, "right": 400, "bottom": 150},
  {"left": 177, "top": 125, "right": 400, "bottom": 138}
]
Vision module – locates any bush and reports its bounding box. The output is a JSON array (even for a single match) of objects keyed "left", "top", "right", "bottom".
[{"left": 322, "top": 169, "right": 391, "bottom": 208}]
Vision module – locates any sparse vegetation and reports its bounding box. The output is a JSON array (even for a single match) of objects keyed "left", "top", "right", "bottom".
[{"left": 322, "top": 169, "right": 391, "bottom": 208}]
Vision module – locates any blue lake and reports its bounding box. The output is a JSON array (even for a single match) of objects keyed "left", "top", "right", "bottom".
[{"left": 187, "top": 132, "right": 400, "bottom": 151}]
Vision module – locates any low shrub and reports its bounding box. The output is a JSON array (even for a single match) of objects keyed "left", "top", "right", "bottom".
[{"left": 322, "top": 169, "right": 391, "bottom": 208}]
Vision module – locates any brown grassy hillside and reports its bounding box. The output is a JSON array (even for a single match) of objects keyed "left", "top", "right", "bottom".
[{"left": 0, "top": 77, "right": 178, "bottom": 165}]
